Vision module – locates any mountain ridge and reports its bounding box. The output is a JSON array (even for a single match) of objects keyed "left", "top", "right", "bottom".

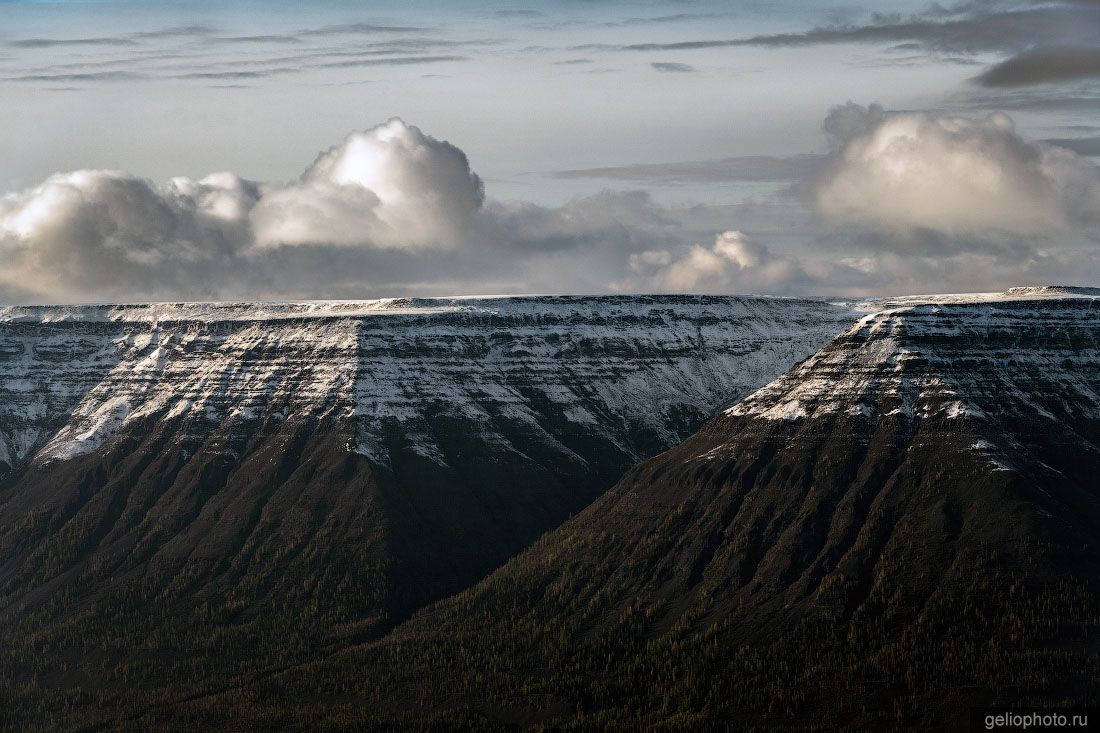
[
  {"left": 0, "top": 294, "right": 860, "bottom": 729},
  {"left": 4, "top": 289, "right": 1100, "bottom": 729},
  {"left": 138, "top": 294, "right": 1100, "bottom": 729}
]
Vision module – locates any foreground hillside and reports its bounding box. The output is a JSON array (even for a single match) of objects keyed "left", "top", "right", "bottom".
[
  {"left": 0, "top": 295, "right": 853, "bottom": 729},
  {"left": 139, "top": 294, "right": 1100, "bottom": 730}
]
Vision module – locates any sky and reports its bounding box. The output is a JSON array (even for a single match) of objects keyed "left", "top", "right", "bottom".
[{"left": 0, "top": 0, "right": 1098, "bottom": 302}]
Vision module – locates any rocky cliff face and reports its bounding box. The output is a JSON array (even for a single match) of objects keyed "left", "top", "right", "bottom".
[
  {"left": 0, "top": 295, "right": 853, "bottom": 717},
  {"left": 0, "top": 296, "right": 850, "bottom": 474}
]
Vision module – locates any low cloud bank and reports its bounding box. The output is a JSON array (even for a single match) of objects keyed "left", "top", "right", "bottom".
[
  {"left": 2, "top": 109, "right": 1099, "bottom": 303},
  {"left": 0, "top": 119, "right": 683, "bottom": 301}
]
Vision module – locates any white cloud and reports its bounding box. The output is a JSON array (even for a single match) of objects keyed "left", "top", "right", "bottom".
[
  {"left": 251, "top": 118, "right": 484, "bottom": 250},
  {"left": 619, "top": 231, "right": 817, "bottom": 294},
  {"left": 629, "top": 250, "right": 672, "bottom": 268},
  {"left": 3, "top": 110, "right": 1100, "bottom": 304},
  {"left": 0, "top": 119, "right": 488, "bottom": 298},
  {"left": 815, "top": 104, "right": 1100, "bottom": 238},
  {"left": 0, "top": 119, "right": 688, "bottom": 302},
  {"left": 0, "top": 170, "right": 254, "bottom": 301}
]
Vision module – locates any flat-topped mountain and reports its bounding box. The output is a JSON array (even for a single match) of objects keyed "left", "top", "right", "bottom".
[
  {"left": 164, "top": 293, "right": 1100, "bottom": 729},
  {"left": 854, "top": 284, "right": 1100, "bottom": 310},
  {"left": 1002, "top": 285, "right": 1100, "bottom": 298},
  {"left": 7, "top": 289, "right": 1100, "bottom": 730},
  {"left": 0, "top": 294, "right": 855, "bottom": 728},
  {"left": 0, "top": 296, "right": 849, "bottom": 472}
]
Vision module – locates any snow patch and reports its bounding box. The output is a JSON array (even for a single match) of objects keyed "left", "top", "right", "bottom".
[
  {"left": 944, "top": 401, "right": 985, "bottom": 420},
  {"left": 760, "top": 400, "right": 807, "bottom": 421},
  {"left": 165, "top": 399, "right": 193, "bottom": 420},
  {"left": 40, "top": 397, "right": 131, "bottom": 461}
]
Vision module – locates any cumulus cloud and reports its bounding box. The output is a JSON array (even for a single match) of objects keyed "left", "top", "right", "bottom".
[
  {"left": 0, "top": 121, "right": 485, "bottom": 302},
  {"left": 0, "top": 170, "right": 255, "bottom": 301},
  {"left": 0, "top": 119, "right": 694, "bottom": 302},
  {"left": 814, "top": 103, "right": 1100, "bottom": 239},
  {"left": 252, "top": 119, "right": 484, "bottom": 250},
  {"left": 651, "top": 62, "right": 696, "bottom": 73},
  {"left": 4, "top": 110, "right": 1100, "bottom": 304},
  {"left": 619, "top": 231, "right": 818, "bottom": 294}
]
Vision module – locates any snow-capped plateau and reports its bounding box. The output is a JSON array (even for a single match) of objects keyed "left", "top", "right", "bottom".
[
  {"left": 850, "top": 284, "right": 1100, "bottom": 312},
  {"left": 0, "top": 295, "right": 855, "bottom": 473},
  {"left": 3, "top": 288, "right": 1099, "bottom": 730},
  {"left": 0, "top": 294, "right": 858, "bottom": 644},
  {"left": 725, "top": 296, "right": 1100, "bottom": 464}
]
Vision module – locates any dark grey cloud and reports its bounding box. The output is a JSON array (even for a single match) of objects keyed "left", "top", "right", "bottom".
[
  {"left": 298, "top": 22, "right": 429, "bottom": 37},
  {"left": 856, "top": 52, "right": 984, "bottom": 68},
  {"left": 579, "top": 4, "right": 1100, "bottom": 55},
  {"left": 949, "top": 88, "right": 1100, "bottom": 111},
  {"left": 556, "top": 154, "right": 824, "bottom": 184},
  {"left": 212, "top": 38, "right": 493, "bottom": 69},
  {"left": 172, "top": 68, "right": 302, "bottom": 81},
  {"left": 559, "top": 0, "right": 1100, "bottom": 132},
  {"left": 8, "top": 37, "right": 139, "bottom": 49},
  {"left": 651, "top": 61, "right": 696, "bottom": 72},
  {"left": 130, "top": 25, "right": 216, "bottom": 41},
  {"left": 974, "top": 45, "right": 1100, "bottom": 86},
  {"left": 41, "top": 52, "right": 197, "bottom": 72},
  {"left": 1044, "top": 137, "right": 1100, "bottom": 156},
  {"left": 530, "top": 11, "right": 722, "bottom": 33},
  {"left": 1, "top": 19, "right": 415, "bottom": 57},
  {"left": 212, "top": 34, "right": 305, "bottom": 45},
  {"left": 1, "top": 34, "right": 484, "bottom": 84},
  {"left": 609, "top": 13, "right": 723, "bottom": 27},
  {"left": 493, "top": 10, "right": 544, "bottom": 19},
  {"left": 188, "top": 22, "right": 430, "bottom": 48},
  {"left": 316, "top": 55, "right": 468, "bottom": 69},
  {"left": 8, "top": 70, "right": 145, "bottom": 83}
]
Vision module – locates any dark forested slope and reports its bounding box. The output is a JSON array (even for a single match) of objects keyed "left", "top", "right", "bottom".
[{"left": 141, "top": 297, "right": 1100, "bottom": 730}]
